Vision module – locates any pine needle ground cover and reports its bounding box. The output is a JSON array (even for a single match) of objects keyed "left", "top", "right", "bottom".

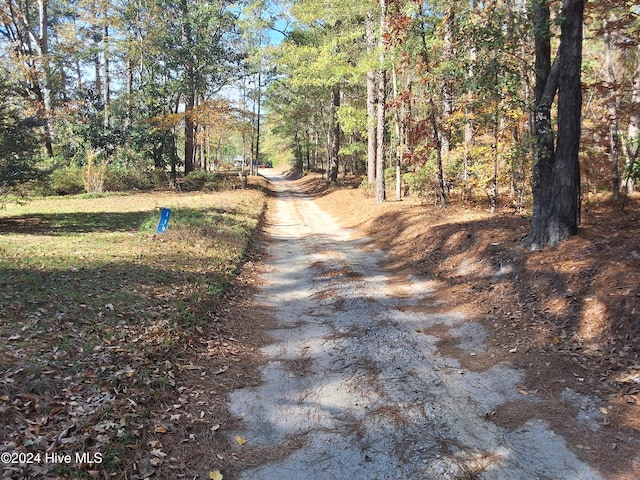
[{"left": 0, "top": 190, "right": 266, "bottom": 479}]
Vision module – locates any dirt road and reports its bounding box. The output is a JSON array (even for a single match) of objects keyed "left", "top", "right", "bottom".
[{"left": 228, "top": 172, "right": 603, "bottom": 479}]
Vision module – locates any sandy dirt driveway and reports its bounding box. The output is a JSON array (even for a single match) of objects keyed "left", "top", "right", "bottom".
[{"left": 228, "top": 171, "right": 603, "bottom": 479}]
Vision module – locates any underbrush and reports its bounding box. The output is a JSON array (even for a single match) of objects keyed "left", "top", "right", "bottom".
[
  {"left": 0, "top": 190, "right": 266, "bottom": 479},
  {"left": 180, "top": 171, "right": 244, "bottom": 192}
]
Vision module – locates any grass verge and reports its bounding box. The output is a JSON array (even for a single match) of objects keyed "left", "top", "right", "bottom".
[{"left": 0, "top": 188, "right": 267, "bottom": 479}]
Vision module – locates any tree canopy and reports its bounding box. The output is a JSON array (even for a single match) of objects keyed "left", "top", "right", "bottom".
[{"left": 1, "top": 0, "right": 639, "bottom": 246}]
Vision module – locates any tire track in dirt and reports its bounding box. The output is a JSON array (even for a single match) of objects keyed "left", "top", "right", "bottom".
[{"left": 227, "top": 171, "right": 603, "bottom": 479}]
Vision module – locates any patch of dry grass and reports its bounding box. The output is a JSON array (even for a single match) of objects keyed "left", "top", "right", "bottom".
[{"left": 0, "top": 188, "right": 267, "bottom": 479}]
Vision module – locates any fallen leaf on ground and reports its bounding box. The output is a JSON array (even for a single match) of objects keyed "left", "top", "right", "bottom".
[
  {"left": 150, "top": 448, "right": 166, "bottom": 458},
  {"left": 180, "top": 364, "right": 203, "bottom": 370}
]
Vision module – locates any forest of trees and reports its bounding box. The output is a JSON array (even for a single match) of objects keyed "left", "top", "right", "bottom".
[
  {"left": 1, "top": 0, "right": 640, "bottom": 247},
  {"left": 0, "top": 0, "right": 261, "bottom": 193}
]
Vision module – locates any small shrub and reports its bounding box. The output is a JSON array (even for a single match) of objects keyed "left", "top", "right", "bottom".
[
  {"left": 359, "top": 178, "right": 375, "bottom": 197},
  {"left": 82, "top": 150, "right": 107, "bottom": 193},
  {"left": 51, "top": 166, "right": 84, "bottom": 195},
  {"left": 104, "top": 167, "right": 154, "bottom": 191},
  {"left": 19, "top": 174, "right": 52, "bottom": 196},
  {"left": 404, "top": 162, "right": 441, "bottom": 200},
  {"left": 104, "top": 168, "right": 130, "bottom": 191},
  {"left": 182, "top": 170, "right": 225, "bottom": 191},
  {"left": 151, "top": 170, "right": 170, "bottom": 189}
]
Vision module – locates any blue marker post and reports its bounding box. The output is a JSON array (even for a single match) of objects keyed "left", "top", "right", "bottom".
[{"left": 156, "top": 208, "right": 172, "bottom": 233}]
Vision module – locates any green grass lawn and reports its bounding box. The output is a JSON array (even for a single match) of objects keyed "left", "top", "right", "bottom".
[{"left": 0, "top": 189, "right": 266, "bottom": 478}]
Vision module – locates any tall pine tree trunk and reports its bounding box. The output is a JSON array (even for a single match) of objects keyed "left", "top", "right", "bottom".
[
  {"left": 463, "top": 2, "right": 476, "bottom": 201},
  {"left": 184, "top": 90, "right": 195, "bottom": 174},
  {"left": 39, "top": 0, "right": 53, "bottom": 156},
  {"left": 441, "top": 5, "right": 454, "bottom": 158},
  {"left": 329, "top": 85, "right": 340, "bottom": 183},
  {"left": 375, "top": 0, "right": 387, "bottom": 205},
  {"left": 182, "top": 0, "right": 195, "bottom": 174},
  {"left": 530, "top": 0, "right": 585, "bottom": 248},
  {"left": 376, "top": 70, "right": 386, "bottom": 204},
  {"left": 103, "top": 24, "right": 110, "bottom": 129},
  {"left": 392, "top": 64, "right": 403, "bottom": 200},
  {"left": 255, "top": 71, "right": 262, "bottom": 173},
  {"left": 604, "top": 18, "right": 621, "bottom": 200},
  {"left": 366, "top": 10, "right": 377, "bottom": 185},
  {"left": 125, "top": 58, "right": 133, "bottom": 128},
  {"left": 430, "top": 97, "right": 447, "bottom": 208},
  {"left": 530, "top": 0, "right": 555, "bottom": 246}
]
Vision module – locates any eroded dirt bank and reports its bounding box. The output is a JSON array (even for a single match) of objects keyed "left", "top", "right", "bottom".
[{"left": 226, "top": 171, "right": 614, "bottom": 479}]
